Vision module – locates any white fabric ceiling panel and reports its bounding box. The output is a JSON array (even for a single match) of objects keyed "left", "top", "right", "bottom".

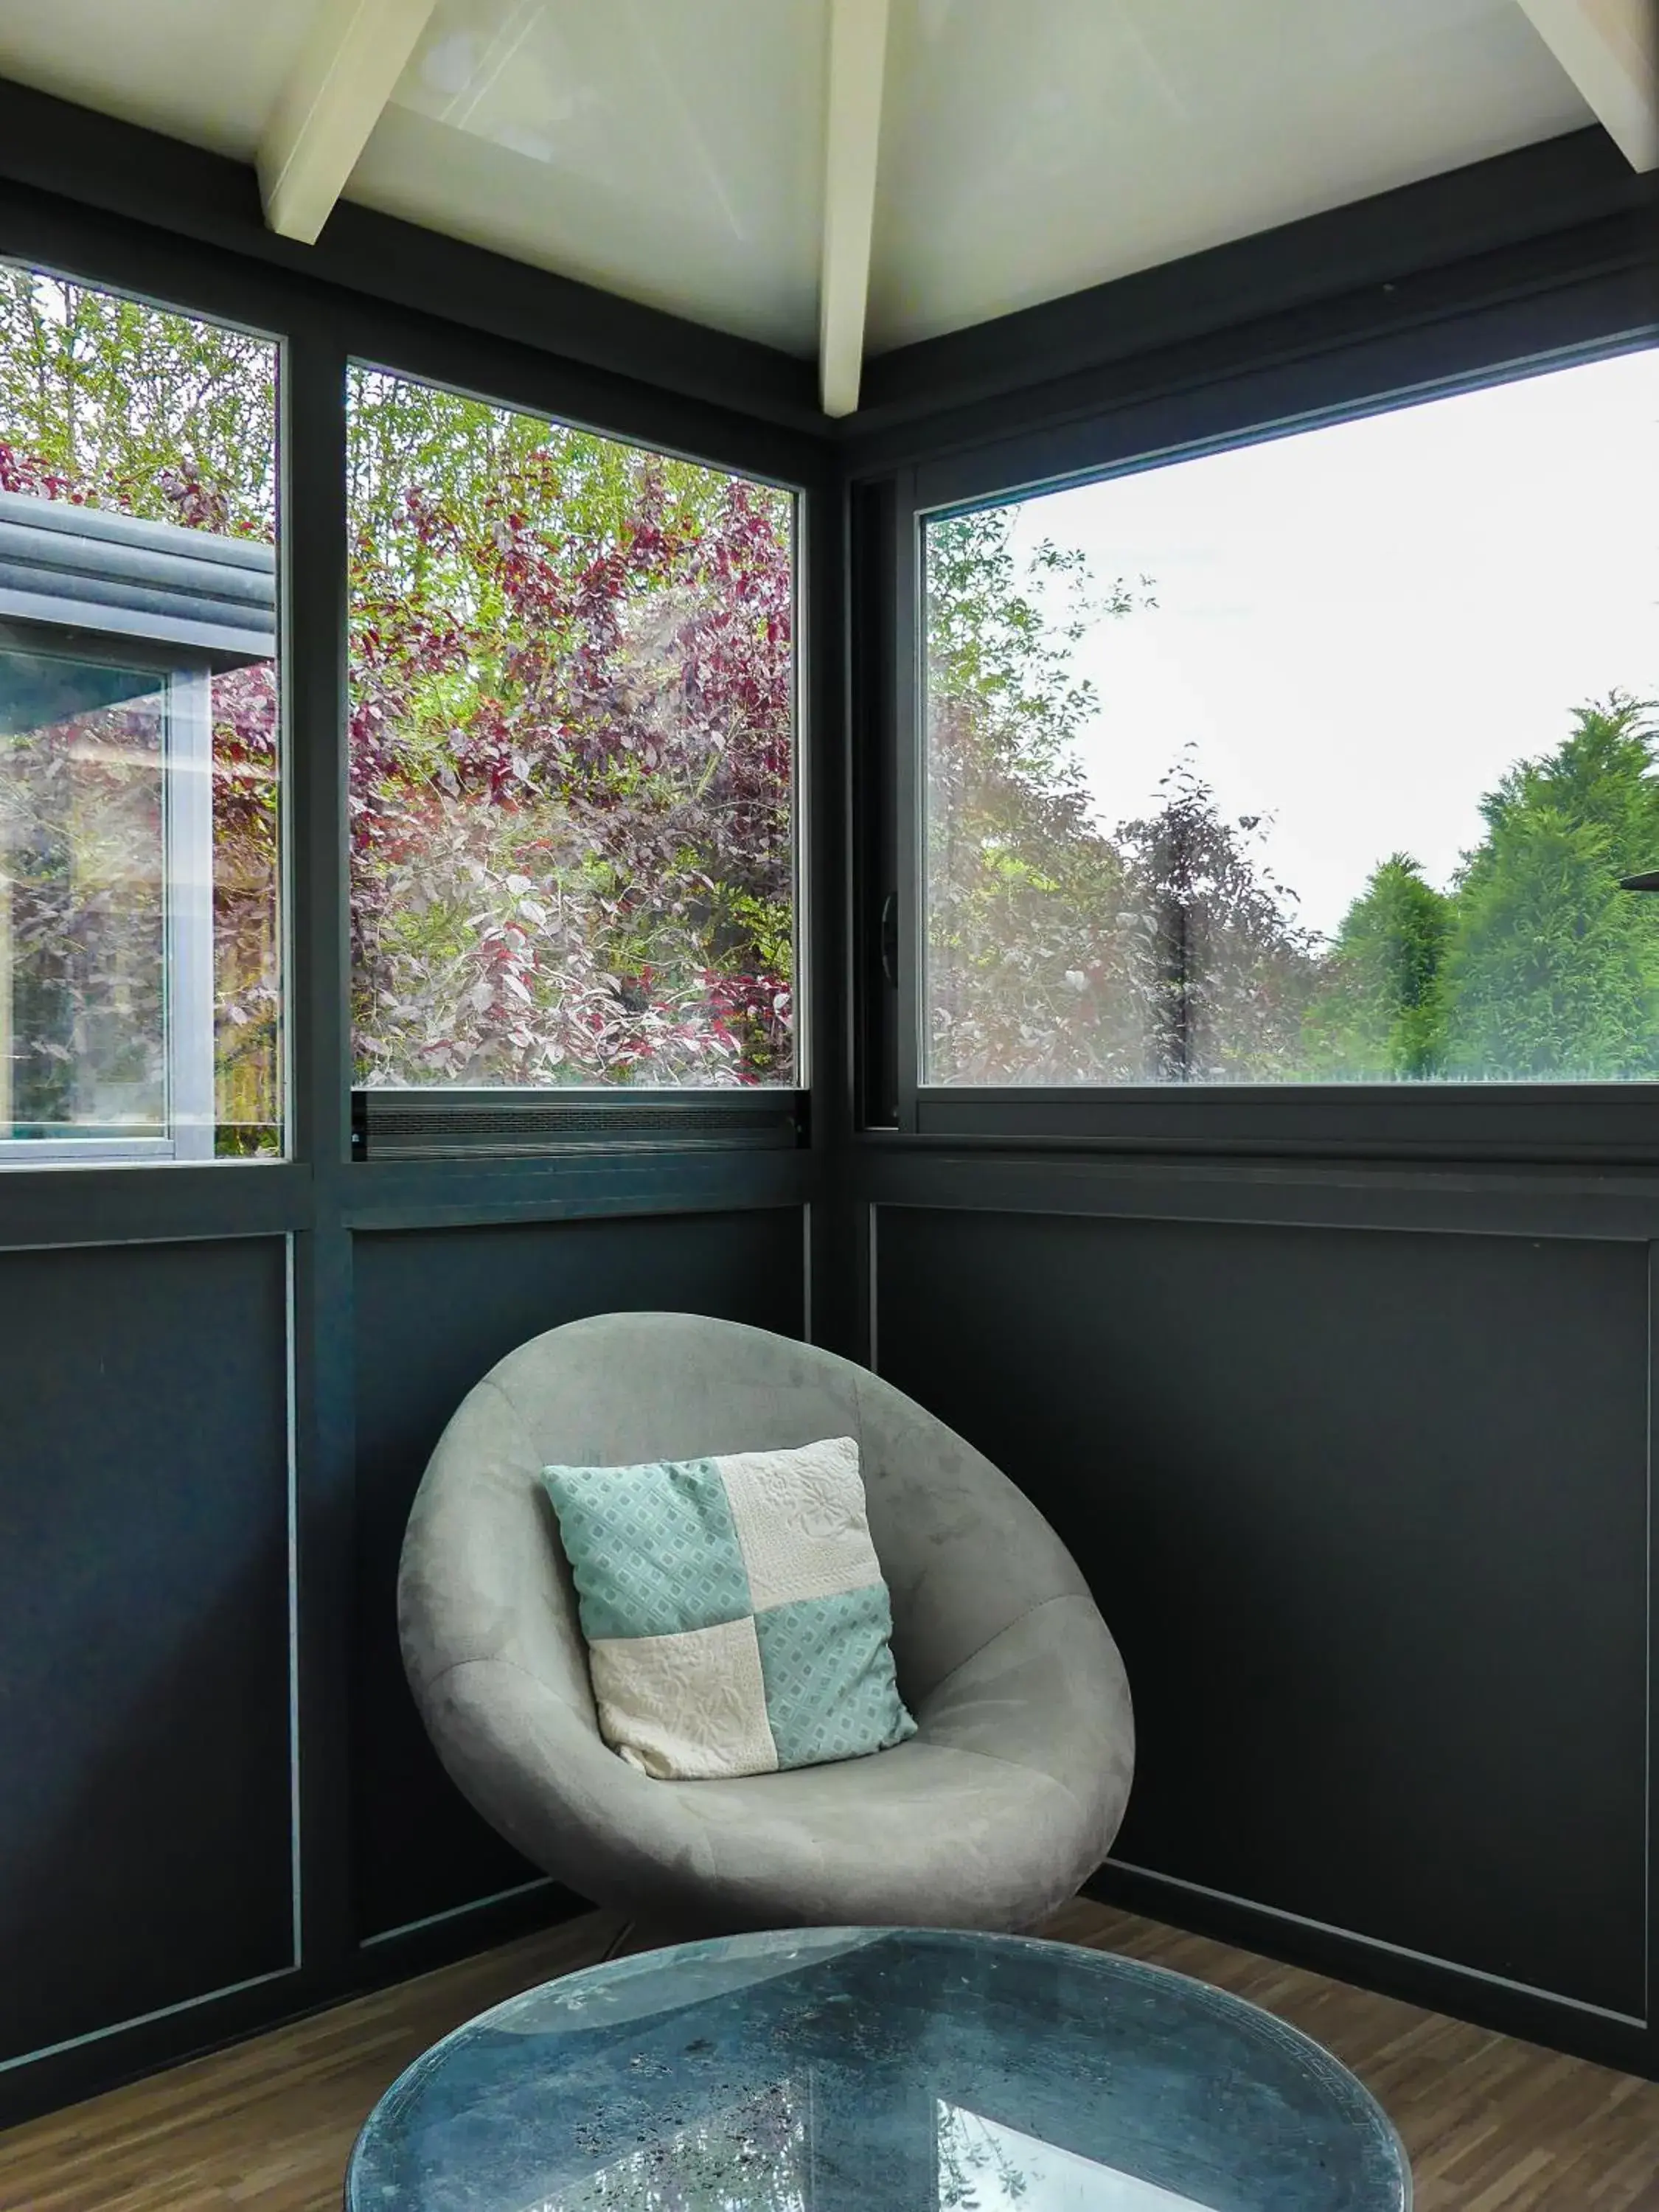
[
  {"left": 867, "top": 0, "right": 1595, "bottom": 352},
  {"left": 345, "top": 0, "right": 830, "bottom": 352},
  {"left": 0, "top": 0, "right": 316, "bottom": 160}
]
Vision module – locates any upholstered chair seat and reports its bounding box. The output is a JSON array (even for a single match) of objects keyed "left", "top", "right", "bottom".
[{"left": 398, "top": 1312, "right": 1134, "bottom": 1933}]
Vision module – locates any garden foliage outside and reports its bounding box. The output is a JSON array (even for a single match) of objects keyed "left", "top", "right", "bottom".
[
  {"left": 0, "top": 270, "right": 797, "bottom": 1158},
  {"left": 4, "top": 265, "right": 1656, "bottom": 1127},
  {"left": 346, "top": 369, "right": 793, "bottom": 1091},
  {"left": 925, "top": 504, "right": 1659, "bottom": 1085}
]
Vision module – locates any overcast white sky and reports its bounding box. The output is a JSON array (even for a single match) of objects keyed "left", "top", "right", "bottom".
[{"left": 994, "top": 346, "right": 1659, "bottom": 942}]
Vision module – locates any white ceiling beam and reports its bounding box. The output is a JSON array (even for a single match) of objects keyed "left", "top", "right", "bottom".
[
  {"left": 818, "top": 0, "right": 891, "bottom": 419},
  {"left": 1514, "top": 0, "right": 1658, "bottom": 170},
  {"left": 258, "top": 0, "right": 442, "bottom": 244}
]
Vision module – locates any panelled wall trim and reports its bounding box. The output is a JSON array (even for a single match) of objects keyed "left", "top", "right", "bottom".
[
  {"left": 339, "top": 1151, "right": 818, "bottom": 1234},
  {"left": 868, "top": 1200, "right": 1656, "bottom": 2078},
  {"left": 0, "top": 1886, "right": 579, "bottom": 2132},
  {"left": 283, "top": 1242, "right": 305, "bottom": 1972},
  {"left": 855, "top": 1147, "right": 1659, "bottom": 1245},
  {"left": 1085, "top": 1863, "right": 1651, "bottom": 2079},
  {"left": 0, "top": 1164, "right": 313, "bottom": 1249},
  {"left": 0, "top": 1205, "right": 814, "bottom": 2129},
  {"left": 865, "top": 1200, "right": 881, "bottom": 1380},
  {"left": 0, "top": 1208, "right": 307, "bottom": 2091},
  {"left": 0, "top": 1155, "right": 820, "bottom": 1248},
  {"left": 0, "top": 1969, "right": 298, "bottom": 2081},
  {"left": 0, "top": 1239, "right": 301, "bottom": 2113},
  {"left": 358, "top": 1877, "right": 557, "bottom": 1952},
  {"left": 1101, "top": 1860, "right": 1649, "bottom": 2027}
]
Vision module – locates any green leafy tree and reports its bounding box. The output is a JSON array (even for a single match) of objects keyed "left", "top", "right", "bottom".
[
  {"left": 1304, "top": 855, "right": 1453, "bottom": 1079},
  {"left": 0, "top": 274, "right": 274, "bottom": 532},
  {"left": 925, "top": 510, "right": 1318, "bottom": 1083},
  {"left": 925, "top": 505, "right": 1147, "bottom": 1082},
  {"left": 345, "top": 369, "right": 795, "bottom": 1088},
  {"left": 1443, "top": 696, "right": 1659, "bottom": 1079},
  {"left": 16, "top": 271, "right": 1650, "bottom": 1105},
  {"left": 1113, "top": 749, "right": 1319, "bottom": 1081},
  {"left": 0, "top": 269, "right": 797, "bottom": 1124}
]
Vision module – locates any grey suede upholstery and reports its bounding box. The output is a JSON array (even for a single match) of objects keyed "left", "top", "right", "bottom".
[{"left": 398, "top": 1312, "right": 1134, "bottom": 1933}]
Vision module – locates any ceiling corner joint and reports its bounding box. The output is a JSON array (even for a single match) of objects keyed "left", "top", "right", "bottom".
[
  {"left": 1513, "top": 0, "right": 1658, "bottom": 172},
  {"left": 257, "top": 0, "right": 442, "bottom": 246},
  {"left": 818, "top": 0, "right": 891, "bottom": 420}
]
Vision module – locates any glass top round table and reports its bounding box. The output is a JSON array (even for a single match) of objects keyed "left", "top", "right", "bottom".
[{"left": 347, "top": 1927, "right": 1411, "bottom": 2212}]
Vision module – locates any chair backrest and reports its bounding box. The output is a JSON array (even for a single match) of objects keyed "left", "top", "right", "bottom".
[{"left": 399, "top": 1311, "right": 1091, "bottom": 1722}]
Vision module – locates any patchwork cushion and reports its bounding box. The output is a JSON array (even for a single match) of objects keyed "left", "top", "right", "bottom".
[{"left": 541, "top": 1437, "right": 917, "bottom": 1779}]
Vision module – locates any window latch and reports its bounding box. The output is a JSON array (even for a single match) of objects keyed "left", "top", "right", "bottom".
[{"left": 879, "top": 892, "right": 899, "bottom": 987}]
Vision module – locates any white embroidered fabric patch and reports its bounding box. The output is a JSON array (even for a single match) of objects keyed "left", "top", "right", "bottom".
[
  {"left": 717, "top": 1435, "right": 880, "bottom": 1612},
  {"left": 588, "top": 1616, "right": 776, "bottom": 1780}
]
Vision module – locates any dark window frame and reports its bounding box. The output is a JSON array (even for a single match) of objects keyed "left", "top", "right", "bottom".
[
  {"left": 340, "top": 351, "right": 814, "bottom": 1145},
  {"left": 0, "top": 161, "right": 826, "bottom": 1180},
  {"left": 856, "top": 235, "right": 1659, "bottom": 1161}
]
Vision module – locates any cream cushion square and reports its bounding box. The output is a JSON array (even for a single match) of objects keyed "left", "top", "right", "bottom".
[
  {"left": 717, "top": 1434, "right": 881, "bottom": 1610},
  {"left": 588, "top": 1617, "right": 776, "bottom": 1781}
]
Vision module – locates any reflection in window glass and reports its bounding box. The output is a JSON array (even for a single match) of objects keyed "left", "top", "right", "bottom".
[
  {"left": 939, "top": 2102, "right": 1203, "bottom": 2209},
  {"left": 525, "top": 2081, "right": 804, "bottom": 2211},
  {"left": 923, "top": 349, "right": 1659, "bottom": 1086},
  {"left": 0, "top": 266, "right": 281, "bottom": 1157},
  {"left": 347, "top": 371, "right": 796, "bottom": 1090},
  {"left": 2, "top": 658, "right": 168, "bottom": 1141}
]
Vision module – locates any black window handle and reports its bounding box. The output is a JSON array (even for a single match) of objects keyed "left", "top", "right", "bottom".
[{"left": 879, "top": 892, "right": 899, "bottom": 986}]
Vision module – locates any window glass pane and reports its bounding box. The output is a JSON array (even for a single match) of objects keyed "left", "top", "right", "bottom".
[
  {"left": 0, "top": 267, "right": 282, "bottom": 1156},
  {"left": 922, "top": 347, "right": 1659, "bottom": 1086},
  {"left": 347, "top": 370, "right": 796, "bottom": 1090}
]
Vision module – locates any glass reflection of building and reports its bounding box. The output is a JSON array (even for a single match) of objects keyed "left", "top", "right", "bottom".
[{"left": 0, "top": 491, "right": 276, "bottom": 1158}]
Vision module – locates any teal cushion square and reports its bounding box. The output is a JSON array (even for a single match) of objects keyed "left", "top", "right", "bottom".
[
  {"left": 541, "top": 1455, "right": 751, "bottom": 1641},
  {"left": 752, "top": 1585, "right": 910, "bottom": 1770}
]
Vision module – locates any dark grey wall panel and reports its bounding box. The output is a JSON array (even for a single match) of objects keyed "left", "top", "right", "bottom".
[
  {"left": 0, "top": 1239, "right": 293, "bottom": 2065},
  {"left": 351, "top": 1207, "right": 807, "bottom": 1941},
  {"left": 875, "top": 1207, "right": 1648, "bottom": 2019}
]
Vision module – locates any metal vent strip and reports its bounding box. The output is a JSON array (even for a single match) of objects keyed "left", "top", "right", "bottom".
[{"left": 352, "top": 1090, "right": 805, "bottom": 1160}]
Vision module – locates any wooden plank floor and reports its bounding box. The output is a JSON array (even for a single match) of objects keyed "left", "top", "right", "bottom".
[{"left": 4, "top": 1899, "right": 1656, "bottom": 2210}]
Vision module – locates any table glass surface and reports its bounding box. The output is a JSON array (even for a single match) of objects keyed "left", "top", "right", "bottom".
[{"left": 347, "top": 1927, "right": 1411, "bottom": 2212}]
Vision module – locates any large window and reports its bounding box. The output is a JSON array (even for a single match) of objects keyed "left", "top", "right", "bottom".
[
  {"left": 347, "top": 371, "right": 797, "bottom": 1092},
  {"left": 0, "top": 267, "right": 282, "bottom": 1158},
  {"left": 922, "top": 347, "right": 1659, "bottom": 1088}
]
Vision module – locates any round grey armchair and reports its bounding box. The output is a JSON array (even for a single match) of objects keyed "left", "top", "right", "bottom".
[{"left": 398, "top": 1312, "right": 1133, "bottom": 1934}]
